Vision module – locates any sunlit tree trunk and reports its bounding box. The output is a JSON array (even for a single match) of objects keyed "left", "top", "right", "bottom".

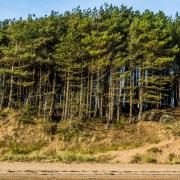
[
  {"left": 8, "top": 65, "right": 14, "bottom": 108},
  {"left": 0, "top": 74, "right": 5, "bottom": 110}
]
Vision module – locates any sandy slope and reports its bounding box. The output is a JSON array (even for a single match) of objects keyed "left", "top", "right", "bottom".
[
  {"left": 0, "top": 162, "right": 179, "bottom": 179},
  {"left": 98, "top": 138, "right": 180, "bottom": 163}
]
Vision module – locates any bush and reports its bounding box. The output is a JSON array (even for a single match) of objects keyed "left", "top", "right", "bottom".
[
  {"left": 169, "top": 153, "right": 180, "bottom": 164},
  {"left": 113, "top": 117, "right": 128, "bottom": 129},
  {"left": 0, "top": 111, "right": 8, "bottom": 119},
  {"left": 120, "top": 141, "right": 143, "bottom": 150},
  {"left": 131, "top": 154, "right": 157, "bottom": 164},
  {"left": 57, "top": 120, "right": 84, "bottom": 142},
  {"left": 57, "top": 152, "right": 96, "bottom": 163},
  {"left": 147, "top": 147, "right": 162, "bottom": 154},
  {"left": 43, "top": 121, "right": 57, "bottom": 135},
  {"left": 169, "top": 153, "right": 176, "bottom": 162},
  {"left": 9, "top": 141, "right": 45, "bottom": 155},
  {"left": 56, "top": 152, "right": 112, "bottom": 163},
  {"left": 17, "top": 113, "right": 34, "bottom": 124},
  {"left": 0, "top": 154, "right": 48, "bottom": 162},
  {"left": 159, "top": 114, "right": 174, "bottom": 124},
  {"left": 62, "top": 128, "right": 81, "bottom": 142},
  {"left": 143, "top": 156, "right": 157, "bottom": 163},
  {"left": 131, "top": 154, "right": 142, "bottom": 163}
]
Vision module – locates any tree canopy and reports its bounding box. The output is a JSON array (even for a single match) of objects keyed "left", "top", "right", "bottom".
[{"left": 0, "top": 5, "right": 179, "bottom": 125}]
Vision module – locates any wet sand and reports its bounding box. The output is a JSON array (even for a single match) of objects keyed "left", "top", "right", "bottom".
[{"left": 0, "top": 162, "right": 179, "bottom": 179}]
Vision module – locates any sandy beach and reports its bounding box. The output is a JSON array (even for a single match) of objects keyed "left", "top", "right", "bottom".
[{"left": 0, "top": 163, "right": 179, "bottom": 179}]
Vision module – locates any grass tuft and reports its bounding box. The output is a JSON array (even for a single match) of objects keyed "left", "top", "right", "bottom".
[
  {"left": 169, "top": 153, "right": 180, "bottom": 164},
  {"left": 131, "top": 154, "right": 157, "bottom": 164},
  {"left": 147, "top": 147, "right": 162, "bottom": 154}
]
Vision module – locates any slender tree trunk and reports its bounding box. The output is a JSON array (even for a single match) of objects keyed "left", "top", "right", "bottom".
[
  {"left": 100, "top": 94, "right": 103, "bottom": 118},
  {"left": 79, "top": 72, "right": 83, "bottom": 119},
  {"left": 8, "top": 65, "right": 14, "bottom": 108},
  {"left": 117, "top": 74, "right": 122, "bottom": 122},
  {"left": 129, "top": 68, "right": 134, "bottom": 123},
  {"left": 49, "top": 72, "right": 56, "bottom": 120},
  {"left": 88, "top": 73, "right": 93, "bottom": 119},
  {"left": 38, "top": 67, "right": 42, "bottom": 117},
  {"left": 44, "top": 96, "right": 47, "bottom": 121},
  {"left": 18, "top": 77, "right": 22, "bottom": 108},
  {"left": 110, "top": 77, "right": 114, "bottom": 121},
  {"left": 0, "top": 74, "right": 5, "bottom": 110},
  {"left": 86, "top": 71, "right": 90, "bottom": 118},
  {"left": 178, "top": 78, "right": 180, "bottom": 105},
  {"left": 94, "top": 62, "right": 100, "bottom": 118},
  {"left": 138, "top": 68, "right": 144, "bottom": 120},
  {"left": 64, "top": 71, "right": 70, "bottom": 120},
  {"left": 61, "top": 86, "right": 66, "bottom": 120},
  {"left": 68, "top": 90, "right": 71, "bottom": 118},
  {"left": 107, "top": 66, "right": 112, "bottom": 129}
]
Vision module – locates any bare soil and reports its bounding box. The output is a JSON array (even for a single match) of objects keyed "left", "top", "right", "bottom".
[{"left": 0, "top": 162, "right": 179, "bottom": 179}]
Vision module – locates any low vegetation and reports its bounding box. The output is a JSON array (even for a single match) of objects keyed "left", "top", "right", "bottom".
[
  {"left": 0, "top": 109, "right": 178, "bottom": 163},
  {"left": 147, "top": 147, "right": 162, "bottom": 154},
  {"left": 0, "top": 152, "right": 112, "bottom": 163},
  {"left": 131, "top": 154, "right": 157, "bottom": 164},
  {"left": 169, "top": 153, "right": 180, "bottom": 164}
]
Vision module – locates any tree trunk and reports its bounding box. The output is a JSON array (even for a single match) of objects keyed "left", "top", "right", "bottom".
[
  {"left": 117, "top": 73, "right": 122, "bottom": 122},
  {"left": 129, "top": 68, "right": 134, "bottom": 123},
  {"left": 43, "top": 96, "right": 47, "bottom": 121},
  {"left": 94, "top": 62, "right": 100, "bottom": 118},
  {"left": 38, "top": 67, "right": 42, "bottom": 117},
  {"left": 61, "top": 86, "right": 66, "bottom": 120},
  {"left": 88, "top": 73, "right": 93, "bottom": 119},
  {"left": 138, "top": 68, "right": 144, "bottom": 120},
  {"left": 100, "top": 94, "right": 103, "bottom": 118},
  {"left": 86, "top": 71, "right": 90, "bottom": 118},
  {"left": 107, "top": 66, "right": 113, "bottom": 129},
  {"left": 8, "top": 65, "right": 14, "bottom": 108},
  {"left": 178, "top": 78, "right": 180, "bottom": 105},
  {"left": 79, "top": 72, "right": 83, "bottom": 120},
  {"left": 0, "top": 74, "right": 5, "bottom": 110},
  {"left": 64, "top": 71, "right": 70, "bottom": 120},
  {"left": 49, "top": 72, "right": 56, "bottom": 120}
]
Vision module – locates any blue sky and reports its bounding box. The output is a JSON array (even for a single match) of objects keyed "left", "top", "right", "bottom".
[{"left": 0, "top": 0, "right": 179, "bottom": 20}]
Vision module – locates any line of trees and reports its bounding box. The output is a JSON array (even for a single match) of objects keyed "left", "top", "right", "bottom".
[{"left": 0, "top": 4, "right": 180, "bottom": 124}]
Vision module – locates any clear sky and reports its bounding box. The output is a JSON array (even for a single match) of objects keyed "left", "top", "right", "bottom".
[{"left": 0, "top": 0, "right": 179, "bottom": 20}]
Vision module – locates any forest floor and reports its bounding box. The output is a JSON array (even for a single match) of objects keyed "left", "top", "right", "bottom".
[{"left": 0, "top": 108, "right": 179, "bottom": 165}]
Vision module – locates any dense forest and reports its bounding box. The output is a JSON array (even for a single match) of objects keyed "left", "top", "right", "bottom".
[{"left": 0, "top": 4, "right": 180, "bottom": 126}]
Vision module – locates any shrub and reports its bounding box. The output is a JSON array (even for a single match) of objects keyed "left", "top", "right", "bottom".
[
  {"left": 169, "top": 153, "right": 180, "bottom": 164},
  {"left": 143, "top": 156, "right": 157, "bottom": 163},
  {"left": 131, "top": 154, "right": 142, "bottom": 163},
  {"left": 147, "top": 147, "right": 162, "bottom": 154},
  {"left": 113, "top": 117, "right": 128, "bottom": 129},
  {"left": 17, "top": 113, "right": 34, "bottom": 124},
  {"left": 120, "top": 141, "right": 143, "bottom": 150},
  {"left": 57, "top": 120, "right": 83, "bottom": 142},
  {"left": 56, "top": 152, "right": 97, "bottom": 163},
  {"left": 43, "top": 121, "right": 57, "bottom": 135},
  {"left": 159, "top": 114, "right": 174, "bottom": 124},
  {"left": 0, "top": 111, "right": 8, "bottom": 119},
  {"left": 169, "top": 153, "right": 176, "bottom": 162},
  {"left": 131, "top": 154, "right": 157, "bottom": 164},
  {"left": 9, "top": 141, "right": 45, "bottom": 155}
]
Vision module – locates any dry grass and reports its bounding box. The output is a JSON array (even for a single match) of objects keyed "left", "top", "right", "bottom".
[{"left": 0, "top": 109, "right": 179, "bottom": 163}]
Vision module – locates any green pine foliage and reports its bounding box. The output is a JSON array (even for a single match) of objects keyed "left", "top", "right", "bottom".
[{"left": 0, "top": 5, "right": 179, "bottom": 124}]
